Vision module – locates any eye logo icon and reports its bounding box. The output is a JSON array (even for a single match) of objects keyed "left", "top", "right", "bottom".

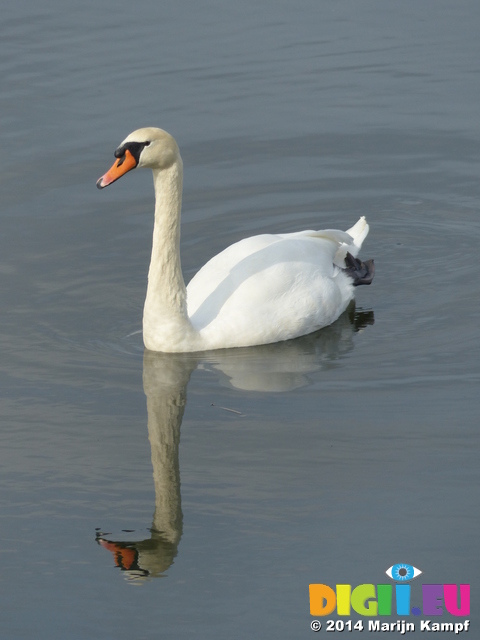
[{"left": 386, "top": 563, "right": 422, "bottom": 582}]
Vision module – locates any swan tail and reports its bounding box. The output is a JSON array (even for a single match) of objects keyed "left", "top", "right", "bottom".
[
  {"left": 333, "top": 216, "right": 370, "bottom": 265},
  {"left": 343, "top": 252, "right": 375, "bottom": 286},
  {"left": 345, "top": 216, "right": 369, "bottom": 253}
]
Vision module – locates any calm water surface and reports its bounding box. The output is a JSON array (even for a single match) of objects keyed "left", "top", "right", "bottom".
[{"left": 1, "top": 1, "right": 479, "bottom": 638}]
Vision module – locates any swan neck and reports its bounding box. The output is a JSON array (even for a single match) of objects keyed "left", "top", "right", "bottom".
[
  {"left": 150, "top": 162, "right": 185, "bottom": 301},
  {"left": 143, "top": 160, "right": 196, "bottom": 351}
]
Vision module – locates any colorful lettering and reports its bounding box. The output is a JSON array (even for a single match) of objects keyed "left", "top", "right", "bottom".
[
  {"left": 336, "top": 584, "right": 351, "bottom": 616},
  {"left": 309, "top": 584, "right": 336, "bottom": 616},
  {"left": 444, "top": 584, "right": 470, "bottom": 616},
  {"left": 422, "top": 584, "right": 444, "bottom": 616},
  {"left": 377, "top": 584, "right": 392, "bottom": 616},
  {"left": 309, "top": 581, "right": 471, "bottom": 618},
  {"left": 351, "top": 584, "right": 377, "bottom": 616},
  {"left": 395, "top": 584, "right": 410, "bottom": 615}
]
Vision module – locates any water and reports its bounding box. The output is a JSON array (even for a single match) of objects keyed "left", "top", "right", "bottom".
[{"left": 1, "top": 1, "right": 479, "bottom": 638}]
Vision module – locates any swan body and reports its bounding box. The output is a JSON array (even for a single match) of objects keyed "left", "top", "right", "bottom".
[{"left": 97, "top": 127, "right": 374, "bottom": 353}]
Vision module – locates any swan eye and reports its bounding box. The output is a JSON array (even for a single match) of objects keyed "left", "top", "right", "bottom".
[
  {"left": 386, "top": 564, "right": 422, "bottom": 582},
  {"left": 144, "top": 141, "right": 151, "bottom": 146},
  {"left": 113, "top": 141, "right": 148, "bottom": 166}
]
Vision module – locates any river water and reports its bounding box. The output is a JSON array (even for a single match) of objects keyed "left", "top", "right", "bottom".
[{"left": 1, "top": 1, "right": 479, "bottom": 638}]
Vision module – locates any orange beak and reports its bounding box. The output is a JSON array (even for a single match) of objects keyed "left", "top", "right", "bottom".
[
  {"left": 96, "top": 149, "right": 137, "bottom": 189},
  {"left": 98, "top": 539, "right": 138, "bottom": 570}
]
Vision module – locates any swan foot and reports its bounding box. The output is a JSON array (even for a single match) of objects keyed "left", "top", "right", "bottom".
[{"left": 343, "top": 252, "right": 375, "bottom": 286}]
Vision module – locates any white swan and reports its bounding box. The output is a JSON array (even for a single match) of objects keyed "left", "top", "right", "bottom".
[{"left": 97, "top": 127, "right": 374, "bottom": 353}]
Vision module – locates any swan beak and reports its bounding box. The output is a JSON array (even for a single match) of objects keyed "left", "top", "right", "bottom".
[{"left": 96, "top": 149, "right": 137, "bottom": 189}]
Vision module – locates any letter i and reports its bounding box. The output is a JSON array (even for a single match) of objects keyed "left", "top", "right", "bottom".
[
  {"left": 336, "top": 585, "right": 351, "bottom": 616},
  {"left": 377, "top": 584, "right": 392, "bottom": 615},
  {"left": 395, "top": 584, "right": 411, "bottom": 615}
]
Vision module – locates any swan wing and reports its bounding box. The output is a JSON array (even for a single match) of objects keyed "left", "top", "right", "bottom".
[{"left": 186, "top": 222, "right": 364, "bottom": 349}]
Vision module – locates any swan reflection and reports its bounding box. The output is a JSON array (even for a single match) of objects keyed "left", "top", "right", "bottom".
[
  {"left": 96, "top": 303, "right": 373, "bottom": 581},
  {"left": 201, "top": 303, "right": 373, "bottom": 392}
]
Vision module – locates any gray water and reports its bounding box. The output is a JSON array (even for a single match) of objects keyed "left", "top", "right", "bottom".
[{"left": 1, "top": 1, "right": 479, "bottom": 638}]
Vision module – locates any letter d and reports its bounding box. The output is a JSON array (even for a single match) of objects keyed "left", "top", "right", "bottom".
[{"left": 309, "top": 585, "right": 337, "bottom": 616}]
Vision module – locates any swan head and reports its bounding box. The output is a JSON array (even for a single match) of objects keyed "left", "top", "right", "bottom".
[{"left": 96, "top": 127, "right": 180, "bottom": 189}]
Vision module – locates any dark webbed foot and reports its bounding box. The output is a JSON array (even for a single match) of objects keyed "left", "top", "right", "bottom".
[{"left": 343, "top": 252, "right": 375, "bottom": 286}]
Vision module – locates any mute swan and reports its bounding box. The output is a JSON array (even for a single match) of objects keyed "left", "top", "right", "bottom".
[{"left": 97, "top": 127, "right": 374, "bottom": 353}]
